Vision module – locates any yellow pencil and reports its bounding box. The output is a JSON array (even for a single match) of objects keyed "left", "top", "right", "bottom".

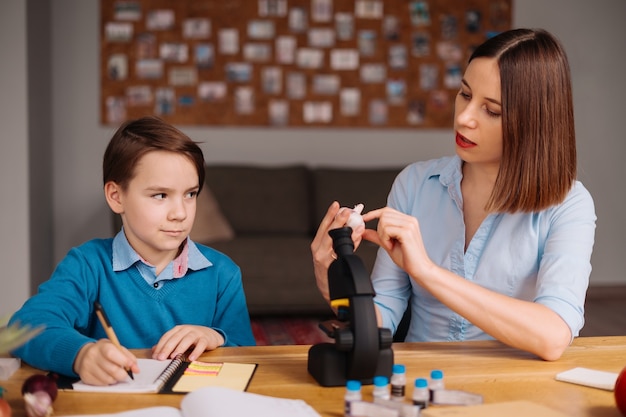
[{"left": 94, "top": 301, "right": 134, "bottom": 380}]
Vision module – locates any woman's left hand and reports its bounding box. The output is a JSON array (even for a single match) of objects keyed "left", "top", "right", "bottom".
[
  {"left": 311, "top": 201, "right": 365, "bottom": 302},
  {"left": 152, "top": 325, "right": 224, "bottom": 361}
]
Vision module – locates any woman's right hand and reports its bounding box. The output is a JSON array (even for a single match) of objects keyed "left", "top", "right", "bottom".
[
  {"left": 73, "top": 339, "right": 138, "bottom": 386},
  {"left": 310, "top": 201, "right": 365, "bottom": 303},
  {"left": 362, "top": 206, "right": 434, "bottom": 280}
]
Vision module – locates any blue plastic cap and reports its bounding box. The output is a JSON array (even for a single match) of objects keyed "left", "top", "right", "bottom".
[
  {"left": 347, "top": 380, "right": 361, "bottom": 390},
  {"left": 393, "top": 364, "right": 406, "bottom": 374},
  {"left": 414, "top": 378, "right": 428, "bottom": 388},
  {"left": 431, "top": 370, "right": 443, "bottom": 379},
  {"left": 373, "top": 375, "right": 389, "bottom": 387}
]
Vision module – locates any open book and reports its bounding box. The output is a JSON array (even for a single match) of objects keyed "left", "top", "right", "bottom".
[
  {"left": 67, "top": 356, "right": 257, "bottom": 394},
  {"left": 62, "top": 386, "right": 321, "bottom": 417}
]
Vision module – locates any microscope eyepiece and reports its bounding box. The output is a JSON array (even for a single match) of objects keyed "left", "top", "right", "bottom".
[{"left": 329, "top": 227, "right": 354, "bottom": 258}]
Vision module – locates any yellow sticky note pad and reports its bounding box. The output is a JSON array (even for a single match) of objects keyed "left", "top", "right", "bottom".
[
  {"left": 184, "top": 361, "right": 223, "bottom": 376},
  {"left": 172, "top": 361, "right": 257, "bottom": 393}
]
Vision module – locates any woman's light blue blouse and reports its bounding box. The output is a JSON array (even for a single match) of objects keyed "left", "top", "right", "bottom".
[{"left": 372, "top": 155, "right": 596, "bottom": 342}]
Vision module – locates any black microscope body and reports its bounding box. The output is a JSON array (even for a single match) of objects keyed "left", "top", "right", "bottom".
[{"left": 307, "top": 227, "right": 394, "bottom": 387}]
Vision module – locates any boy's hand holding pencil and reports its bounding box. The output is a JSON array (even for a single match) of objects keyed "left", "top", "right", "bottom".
[
  {"left": 94, "top": 301, "right": 136, "bottom": 380},
  {"left": 71, "top": 302, "right": 139, "bottom": 386}
]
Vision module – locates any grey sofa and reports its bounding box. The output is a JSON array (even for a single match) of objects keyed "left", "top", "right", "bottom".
[{"left": 196, "top": 164, "right": 402, "bottom": 316}]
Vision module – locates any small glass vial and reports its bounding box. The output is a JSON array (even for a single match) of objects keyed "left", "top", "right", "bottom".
[
  {"left": 344, "top": 380, "right": 362, "bottom": 417},
  {"left": 372, "top": 375, "right": 391, "bottom": 401},
  {"left": 429, "top": 369, "right": 444, "bottom": 401},
  {"left": 412, "top": 377, "right": 429, "bottom": 409},
  {"left": 390, "top": 364, "right": 407, "bottom": 401}
]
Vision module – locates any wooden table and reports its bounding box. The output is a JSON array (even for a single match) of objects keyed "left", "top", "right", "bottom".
[{"left": 2, "top": 336, "right": 625, "bottom": 416}]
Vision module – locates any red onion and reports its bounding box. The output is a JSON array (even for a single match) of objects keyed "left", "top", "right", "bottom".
[
  {"left": 21, "top": 375, "right": 58, "bottom": 417},
  {"left": 21, "top": 375, "right": 57, "bottom": 401}
]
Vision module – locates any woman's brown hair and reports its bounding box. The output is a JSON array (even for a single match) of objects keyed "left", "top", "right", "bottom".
[
  {"left": 102, "top": 116, "right": 205, "bottom": 192},
  {"left": 471, "top": 28, "right": 576, "bottom": 213}
]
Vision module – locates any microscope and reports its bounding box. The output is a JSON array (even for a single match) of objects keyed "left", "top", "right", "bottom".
[{"left": 307, "top": 227, "right": 394, "bottom": 387}]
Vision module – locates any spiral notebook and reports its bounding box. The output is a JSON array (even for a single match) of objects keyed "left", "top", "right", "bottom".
[{"left": 68, "top": 355, "right": 257, "bottom": 394}]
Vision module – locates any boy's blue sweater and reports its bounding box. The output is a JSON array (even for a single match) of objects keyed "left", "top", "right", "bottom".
[{"left": 10, "top": 238, "right": 255, "bottom": 377}]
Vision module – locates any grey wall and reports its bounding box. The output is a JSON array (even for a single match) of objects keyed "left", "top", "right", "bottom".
[
  {"left": 0, "top": 1, "right": 30, "bottom": 314},
  {"left": 1, "top": 0, "right": 625, "bottom": 314},
  {"left": 28, "top": 0, "right": 53, "bottom": 295}
]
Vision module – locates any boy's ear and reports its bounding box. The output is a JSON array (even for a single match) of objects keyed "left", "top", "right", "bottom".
[{"left": 104, "top": 181, "right": 124, "bottom": 214}]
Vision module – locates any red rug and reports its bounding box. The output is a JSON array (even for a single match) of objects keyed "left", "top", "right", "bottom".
[{"left": 251, "top": 316, "right": 334, "bottom": 346}]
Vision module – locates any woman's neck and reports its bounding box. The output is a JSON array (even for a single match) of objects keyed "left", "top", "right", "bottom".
[
  {"left": 461, "top": 161, "right": 499, "bottom": 192},
  {"left": 461, "top": 162, "right": 499, "bottom": 250}
]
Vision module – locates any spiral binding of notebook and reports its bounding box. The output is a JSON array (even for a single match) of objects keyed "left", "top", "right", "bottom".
[{"left": 155, "top": 353, "right": 190, "bottom": 393}]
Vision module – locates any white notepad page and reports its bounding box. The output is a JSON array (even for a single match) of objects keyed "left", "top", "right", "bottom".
[
  {"left": 555, "top": 367, "right": 618, "bottom": 391},
  {"left": 72, "top": 358, "right": 172, "bottom": 393}
]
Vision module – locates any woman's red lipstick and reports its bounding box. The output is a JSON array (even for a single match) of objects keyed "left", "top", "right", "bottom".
[{"left": 456, "top": 132, "right": 476, "bottom": 149}]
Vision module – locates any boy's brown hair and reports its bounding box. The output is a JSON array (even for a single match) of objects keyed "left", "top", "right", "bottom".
[{"left": 103, "top": 116, "right": 205, "bottom": 193}]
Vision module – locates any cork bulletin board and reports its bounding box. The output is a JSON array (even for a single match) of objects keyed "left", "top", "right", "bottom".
[{"left": 100, "top": 0, "right": 511, "bottom": 128}]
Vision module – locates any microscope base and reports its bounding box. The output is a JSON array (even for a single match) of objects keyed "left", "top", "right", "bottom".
[{"left": 307, "top": 343, "right": 394, "bottom": 387}]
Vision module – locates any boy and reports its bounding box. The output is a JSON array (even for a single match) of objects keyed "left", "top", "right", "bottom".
[{"left": 10, "top": 116, "right": 255, "bottom": 385}]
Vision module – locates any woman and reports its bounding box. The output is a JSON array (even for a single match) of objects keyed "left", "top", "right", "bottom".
[{"left": 311, "top": 28, "right": 596, "bottom": 361}]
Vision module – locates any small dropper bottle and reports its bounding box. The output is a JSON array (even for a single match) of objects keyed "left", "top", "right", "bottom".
[
  {"left": 412, "top": 377, "right": 429, "bottom": 409},
  {"left": 429, "top": 369, "right": 444, "bottom": 401},
  {"left": 344, "top": 380, "right": 362, "bottom": 416},
  {"left": 372, "top": 375, "right": 391, "bottom": 401},
  {"left": 390, "top": 364, "right": 407, "bottom": 401}
]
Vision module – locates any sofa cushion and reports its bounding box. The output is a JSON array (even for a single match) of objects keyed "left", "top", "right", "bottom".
[
  {"left": 211, "top": 236, "right": 332, "bottom": 315},
  {"left": 312, "top": 167, "right": 401, "bottom": 227},
  {"left": 189, "top": 186, "right": 235, "bottom": 244},
  {"left": 205, "top": 165, "right": 312, "bottom": 235}
]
